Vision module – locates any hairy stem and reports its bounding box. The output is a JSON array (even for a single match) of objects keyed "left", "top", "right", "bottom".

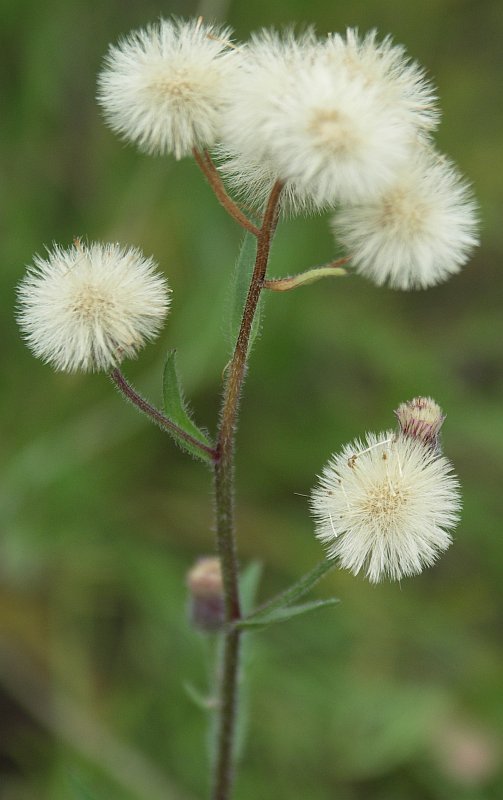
[
  {"left": 211, "top": 181, "right": 283, "bottom": 800},
  {"left": 110, "top": 368, "right": 218, "bottom": 462},
  {"left": 193, "top": 149, "right": 261, "bottom": 237}
]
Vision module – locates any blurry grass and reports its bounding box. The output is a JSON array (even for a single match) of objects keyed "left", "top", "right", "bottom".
[{"left": 1, "top": 0, "right": 503, "bottom": 798}]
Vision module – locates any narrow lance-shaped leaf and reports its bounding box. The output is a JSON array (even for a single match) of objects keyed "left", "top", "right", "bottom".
[
  {"left": 239, "top": 561, "right": 263, "bottom": 615},
  {"left": 245, "top": 558, "right": 336, "bottom": 623},
  {"left": 233, "top": 562, "right": 262, "bottom": 762},
  {"left": 162, "top": 349, "right": 214, "bottom": 464},
  {"left": 228, "top": 232, "right": 261, "bottom": 350},
  {"left": 235, "top": 597, "right": 340, "bottom": 630}
]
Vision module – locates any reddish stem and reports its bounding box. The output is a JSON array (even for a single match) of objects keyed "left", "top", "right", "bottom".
[
  {"left": 193, "top": 149, "right": 261, "bottom": 237},
  {"left": 211, "top": 181, "right": 283, "bottom": 800},
  {"left": 110, "top": 368, "right": 218, "bottom": 463}
]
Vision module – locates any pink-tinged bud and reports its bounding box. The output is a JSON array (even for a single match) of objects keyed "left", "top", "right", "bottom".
[
  {"left": 395, "top": 396, "right": 445, "bottom": 448},
  {"left": 187, "top": 557, "right": 224, "bottom": 633}
]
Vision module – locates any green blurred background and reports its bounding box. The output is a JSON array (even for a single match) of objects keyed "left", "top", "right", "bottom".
[{"left": 1, "top": 0, "right": 502, "bottom": 797}]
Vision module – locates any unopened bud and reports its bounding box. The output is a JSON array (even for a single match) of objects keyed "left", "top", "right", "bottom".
[
  {"left": 395, "top": 396, "right": 445, "bottom": 449},
  {"left": 187, "top": 557, "right": 224, "bottom": 633}
]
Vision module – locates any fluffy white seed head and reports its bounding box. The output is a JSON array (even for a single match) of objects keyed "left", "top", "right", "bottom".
[
  {"left": 219, "top": 28, "right": 418, "bottom": 213},
  {"left": 17, "top": 241, "right": 170, "bottom": 372},
  {"left": 311, "top": 431, "right": 461, "bottom": 583},
  {"left": 332, "top": 147, "right": 479, "bottom": 289},
  {"left": 97, "top": 17, "right": 237, "bottom": 158},
  {"left": 323, "top": 29, "right": 439, "bottom": 133}
]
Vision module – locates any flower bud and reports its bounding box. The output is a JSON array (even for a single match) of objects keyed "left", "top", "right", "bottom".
[
  {"left": 395, "top": 396, "right": 445, "bottom": 449},
  {"left": 186, "top": 557, "right": 225, "bottom": 633}
]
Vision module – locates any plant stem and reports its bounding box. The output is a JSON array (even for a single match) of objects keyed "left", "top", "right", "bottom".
[
  {"left": 193, "top": 149, "right": 261, "bottom": 237},
  {"left": 110, "top": 368, "right": 218, "bottom": 462},
  {"left": 211, "top": 181, "right": 283, "bottom": 800}
]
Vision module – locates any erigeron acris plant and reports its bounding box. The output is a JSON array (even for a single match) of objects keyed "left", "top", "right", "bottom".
[{"left": 16, "top": 17, "right": 478, "bottom": 800}]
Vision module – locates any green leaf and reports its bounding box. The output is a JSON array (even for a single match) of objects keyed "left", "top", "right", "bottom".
[
  {"left": 228, "top": 232, "right": 261, "bottom": 350},
  {"left": 236, "top": 597, "right": 339, "bottom": 630},
  {"left": 245, "top": 559, "right": 336, "bottom": 623},
  {"left": 239, "top": 561, "right": 263, "bottom": 615},
  {"left": 162, "top": 349, "right": 214, "bottom": 464}
]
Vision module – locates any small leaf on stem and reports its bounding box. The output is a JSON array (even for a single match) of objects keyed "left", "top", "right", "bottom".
[
  {"left": 235, "top": 598, "right": 339, "bottom": 630},
  {"left": 263, "top": 259, "right": 348, "bottom": 292},
  {"left": 162, "top": 350, "right": 214, "bottom": 464},
  {"left": 246, "top": 558, "right": 336, "bottom": 621}
]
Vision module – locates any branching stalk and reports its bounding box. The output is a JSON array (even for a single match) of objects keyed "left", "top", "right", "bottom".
[{"left": 211, "top": 181, "right": 283, "bottom": 800}]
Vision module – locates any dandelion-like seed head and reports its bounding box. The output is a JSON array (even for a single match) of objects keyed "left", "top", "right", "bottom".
[
  {"left": 311, "top": 431, "right": 461, "bottom": 583},
  {"left": 219, "top": 27, "right": 418, "bottom": 212},
  {"left": 333, "top": 146, "right": 479, "bottom": 289},
  {"left": 97, "top": 17, "right": 237, "bottom": 158},
  {"left": 395, "top": 396, "right": 445, "bottom": 449},
  {"left": 17, "top": 241, "right": 170, "bottom": 373}
]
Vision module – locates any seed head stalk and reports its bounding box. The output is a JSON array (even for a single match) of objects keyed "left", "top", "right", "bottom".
[{"left": 212, "top": 181, "right": 283, "bottom": 800}]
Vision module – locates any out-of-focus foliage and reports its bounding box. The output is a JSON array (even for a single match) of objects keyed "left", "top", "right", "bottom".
[{"left": 1, "top": 0, "right": 502, "bottom": 798}]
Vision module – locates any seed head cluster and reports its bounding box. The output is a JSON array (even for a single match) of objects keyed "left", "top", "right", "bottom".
[
  {"left": 16, "top": 18, "right": 468, "bottom": 597},
  {"left": 95, "top": 17, "right": 478, "bottom": 291}
]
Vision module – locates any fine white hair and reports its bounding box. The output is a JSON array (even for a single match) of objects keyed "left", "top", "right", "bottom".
[
  {"left": 17, "top": 241, "right": 170, "bottom": 372},
  {"left": 311, "top": 431, "right": 461, "bottom": 582}
]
